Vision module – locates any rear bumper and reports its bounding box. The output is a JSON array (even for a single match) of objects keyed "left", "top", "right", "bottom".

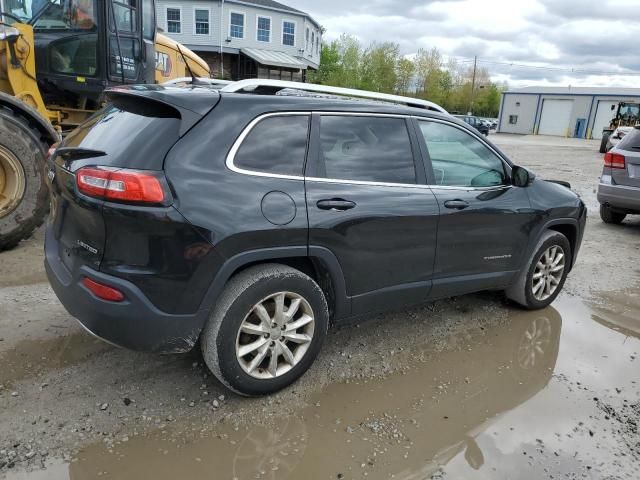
[
  {"left": 45, "top": 233, "right": 206, "bottom": 353},
  {"left": 598, "top": 175, "right": 640, "bottom": 212}
]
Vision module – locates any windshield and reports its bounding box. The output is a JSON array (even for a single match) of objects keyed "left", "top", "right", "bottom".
[
  {"left": 10, "top": 0, "right": 98, "bottom": 30},
  {"left": 618, "top": 103, "right": 640, "bottom": 127}
]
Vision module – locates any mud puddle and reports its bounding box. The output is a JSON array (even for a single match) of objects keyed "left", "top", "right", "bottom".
[
  {"left": 4, "top": 295, "right": 640, "bottom": 480},
  {"left": 0, "top": 334, "right": 110, "bottom": 387}
]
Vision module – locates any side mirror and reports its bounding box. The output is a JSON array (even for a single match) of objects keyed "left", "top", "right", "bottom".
[{"left": 512, "top": 165, "right": 534, "bottom": 187}]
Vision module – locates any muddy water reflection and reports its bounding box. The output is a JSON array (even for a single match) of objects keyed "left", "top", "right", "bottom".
[
  {"left": 8, "top": 294, "right": 640, "bottom": 480},
  {"left": 64, "top": 307, "right": 562, "bottom": 480}
]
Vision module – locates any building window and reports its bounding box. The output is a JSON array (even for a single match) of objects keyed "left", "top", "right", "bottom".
[
  {"left": 311, "top": 31, "right": 315, "bottom": 52},
  {"left": 230, "top": 12, "right": 244, "bottom": 39},
  {"left": 166, "top": 7, "right": 181, "bottom": 33},
  {"left": 305, "top": 27, "right": 309, "bottom": 49},
  {"left": 257, "top": 16, "right": 271, "bottom": 42},
  {"left": 509, "top": 115, "right": 518, "bottom": 125},
  {"left": 316, "top": 37, "right": 320, "bottom": 54},
  {"left": 194, "top": 9, "right": 209, "bottom": 35},
  {"left": 282, "top": 20, "right": 295, "bottom": 46}
]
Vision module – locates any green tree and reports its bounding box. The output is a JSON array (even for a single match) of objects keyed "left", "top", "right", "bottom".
[
  {"left": 308, "top": 41, "right": 340, "bottom": 84},
  {"left": 360, "top": 42, "right": 400, "bottom": 93},
  {"left": 396, "top": 57, "right": 415, "bottom": 95}
]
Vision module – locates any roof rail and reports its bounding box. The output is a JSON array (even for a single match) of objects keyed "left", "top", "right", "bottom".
[
  {"left": 219, "top": 79, "right": 448, "bottom": 114},
  {"left": 162, "top": 77, "right": 233, "bottom": 87}
]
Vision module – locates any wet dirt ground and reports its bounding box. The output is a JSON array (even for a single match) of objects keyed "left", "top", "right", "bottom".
[{"left": 1, "top": 134, "right": 639, "bottom": 479}]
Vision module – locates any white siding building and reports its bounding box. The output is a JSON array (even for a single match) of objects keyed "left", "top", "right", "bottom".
[{"left": 156, "top": 0, "right": 322, "bottom": 81}]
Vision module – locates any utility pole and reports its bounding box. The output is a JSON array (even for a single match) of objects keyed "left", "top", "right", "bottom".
[{"left": 469, "top": 55, "right": 477, "bottom": 115}]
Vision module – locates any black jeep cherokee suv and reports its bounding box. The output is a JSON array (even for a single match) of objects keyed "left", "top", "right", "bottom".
[{"left": 45, "top": 83, "right": 586, "bottom": 395}]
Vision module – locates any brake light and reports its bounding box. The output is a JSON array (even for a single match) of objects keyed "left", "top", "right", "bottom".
[
  {"left": 604, "top": 152, "right": 626, "bottom": 169},
  {"left": 82, "top": 277, "right": 125, "bottom": 302},
  {"left": 76, "top": 167, "right": 166, "bottom": 203}
]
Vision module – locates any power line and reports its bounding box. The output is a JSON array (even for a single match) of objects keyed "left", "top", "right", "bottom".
[{"left": 443, "top": 56, "right": 640, "bottom": 77}]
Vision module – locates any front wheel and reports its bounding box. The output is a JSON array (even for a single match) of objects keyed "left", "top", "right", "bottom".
[
  {"left": 506, "top": 231, "right": 571, "bottom": 310},
  {"left": 201, "top": 264, "right": 329, "bottom": 396}
]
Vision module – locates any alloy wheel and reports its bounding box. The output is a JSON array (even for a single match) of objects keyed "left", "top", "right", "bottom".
[
  {"left": 532, "top": 245, "right": 565, "bottom": 301},
  {"left": 236, "top": 291, "right": 315, "bottom": 379}
]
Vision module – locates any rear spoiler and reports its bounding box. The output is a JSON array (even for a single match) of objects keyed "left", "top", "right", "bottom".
[{"left": 105, "top": 85, "right": 221, "bottom": 136}]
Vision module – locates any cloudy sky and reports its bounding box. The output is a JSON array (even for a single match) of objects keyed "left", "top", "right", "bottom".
[{"left": 291, "top": 0, "right": 640, "bottom": 88}]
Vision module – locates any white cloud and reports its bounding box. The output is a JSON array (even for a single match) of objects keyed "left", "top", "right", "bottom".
[{"left": 292, "top": 0, "right": 640, "bottom": 88}]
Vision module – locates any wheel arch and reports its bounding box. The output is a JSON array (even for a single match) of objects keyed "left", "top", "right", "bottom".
[
  {"left": 199, "top": 246, "right": 350, "bottom": 325},
  {"left": 524, "top": 218, "right": 579, "bottom": 273},
  {"left": 0, "top": 92, "right": 60, "bottom": 147}
]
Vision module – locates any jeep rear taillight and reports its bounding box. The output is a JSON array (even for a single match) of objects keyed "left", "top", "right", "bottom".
[
  {"left": 76, "top": 167, "right": 167, "bottom": 204},
  {"left": 604, "top": 152, "right": 626, "bottom": 169}
]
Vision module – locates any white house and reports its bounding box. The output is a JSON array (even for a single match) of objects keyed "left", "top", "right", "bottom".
[{"left": 156, "top": 0, "right": 322, "bottom": 81}]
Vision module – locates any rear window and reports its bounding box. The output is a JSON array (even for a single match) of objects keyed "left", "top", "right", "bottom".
[
  {"left": 63, "top": 97, "right": 181, "bottom": 170},
  {"left": 616, "top": 128, "right": 640, "bottom": 152}
]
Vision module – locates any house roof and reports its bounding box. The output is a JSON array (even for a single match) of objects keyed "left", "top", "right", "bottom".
[
  {"left": 227, "top": 0, "right": 321, "bottom": 28},
  {"left": 506, "top": 86, "right": 640, "bottom": 96},
  {"left": 241, "top": 48, "right": 307, "bottom": 69}
]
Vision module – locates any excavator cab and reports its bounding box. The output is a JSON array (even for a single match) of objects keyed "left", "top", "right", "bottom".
[
  {"left": 0, "top": 0, "right": 210, "bottom": 251},
  {"left": 5, "top": 0, "right": 156, "bottom": 110}
]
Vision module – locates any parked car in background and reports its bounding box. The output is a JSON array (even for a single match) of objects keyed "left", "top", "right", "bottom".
[
  {"left": 604, "top": 126, "right": 633, "bottom": 152},
  {"left": 453, "top": 115, "right": 490, "bottom": 136},
  {"left": 598, "top": 126, "right": 640, "bottom": 224},
  {"left": 45, "top": 80, "right": 585, "bottom": 396}
]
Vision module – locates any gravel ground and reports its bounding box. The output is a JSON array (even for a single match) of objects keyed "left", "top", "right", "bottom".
[{"left": 0, "top": 134, "right": 639, "bottom": 479}]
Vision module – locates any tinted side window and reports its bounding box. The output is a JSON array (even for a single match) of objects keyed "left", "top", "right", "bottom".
[
  {"left": 419, "top": 121, "right": 507, "bottom": 187},
  {"left": 235, "top": 116, "right": 309, "bottom": 176},
  {"left": 317, "top": 116, "right": 416, "bottom": 184}
]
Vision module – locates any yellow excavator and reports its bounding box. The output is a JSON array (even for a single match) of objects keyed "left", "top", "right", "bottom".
[{"left": 0, "top": 0, "right": 209, "bottom": 250}]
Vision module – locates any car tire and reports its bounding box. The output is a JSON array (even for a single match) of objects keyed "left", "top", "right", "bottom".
[
  {"left": 201, "top": 263, "right": 329, "bottom": 396},
  {"left": 599, "top": 204, "right": 626, "bottom": 224},
  {"left": 599, "top": 132, "right": 611, "bottom": 154},
  {"left": 505, "top": 231, "right": 571, "bottom": 310}
]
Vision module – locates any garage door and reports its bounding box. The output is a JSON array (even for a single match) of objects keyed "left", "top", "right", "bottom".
[
  {"left": 538, "top": 99, "right": 573, "bottom": 136},
  {"left": 591, "top": 100, "right": 619, "bottom": 139}
]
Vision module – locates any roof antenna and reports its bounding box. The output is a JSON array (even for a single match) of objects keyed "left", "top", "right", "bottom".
[{"left": 176, "top": 44, "right": 203, "bottom": 86}]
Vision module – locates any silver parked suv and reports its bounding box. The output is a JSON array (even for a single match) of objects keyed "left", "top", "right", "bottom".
[{"left": 598, "top": 126, "right": 640, "bottom": 224}]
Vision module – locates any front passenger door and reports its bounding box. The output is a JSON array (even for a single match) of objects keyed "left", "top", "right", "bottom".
[{"left": 416, "top": 119, "right": 536, "bottom": 298}]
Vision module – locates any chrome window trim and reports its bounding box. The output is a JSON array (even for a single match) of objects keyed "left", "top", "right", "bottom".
[
  {"left": 226, "top": 112, "right": 310, "bottom": 181},
  {"left": 226, "top": 111, "right": 511, "bottom": 191}
]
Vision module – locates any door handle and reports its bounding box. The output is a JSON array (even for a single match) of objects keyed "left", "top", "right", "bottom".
[
  {"left": 444, "top": 199, "right": 469, "bottom": 210},
  {"left": 316, "top": 199, "right": 356, "bottom": 211}
]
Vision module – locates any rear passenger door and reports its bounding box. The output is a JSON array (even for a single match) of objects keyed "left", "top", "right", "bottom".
[
  {"left": 305, "top": 114, "right": 439, "bottom": 315},
  {"left": 415, "top": 119, "right": 535, "bottom": 298}
]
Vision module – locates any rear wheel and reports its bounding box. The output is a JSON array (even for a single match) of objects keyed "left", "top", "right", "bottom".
[
  {"left": 0, "top": 108, "right": 50, "bottom": 251},
  {"left": 201, "top": 264, "right": 329, "bottom": 396},
  {"left": 599, "top": 204, "right": 626, "bottom": 224},
  {"left": 506, "top": 231, "right": 571, "bottom": 310}
]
